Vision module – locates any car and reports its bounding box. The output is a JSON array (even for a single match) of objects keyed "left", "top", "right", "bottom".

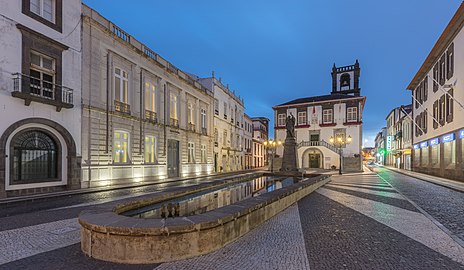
[{"left": 367, "top": 161, "right": 375, "bottom": 165}]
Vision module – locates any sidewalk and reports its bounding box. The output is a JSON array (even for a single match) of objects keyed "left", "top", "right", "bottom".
[
  {"left": 381, "top": 165, "right": 464, "bottom": 193},
  {"left": 0, "top": 168, "right": 266, "bottom": 205}
]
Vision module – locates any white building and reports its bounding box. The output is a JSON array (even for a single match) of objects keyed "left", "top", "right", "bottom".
[
  {"left": 385, "top": 105, "right": 412, "bottom": 170},
  {"left": 374, "top": 127, "right": 387, "bottom": 165},
  {"left": 407, "top": 3, "right": 464, "bottom": 181},
  {"left": 198, "top": 75, "right": 245, "bottom": 173},
  {"left": 80, "top": 5, "right": 214, "bottom": 187},
  {"left": 244, "top": 114, "right": 253, "bottom": 169},
  {"left": 0, "top": 0, "right": 82, "bottom": 197},
  {"left": 273, "top": 61, "right": 365, "bottom": 172},
  {"left": 251, "top": 117, "right": 269, "bottom": 168}
]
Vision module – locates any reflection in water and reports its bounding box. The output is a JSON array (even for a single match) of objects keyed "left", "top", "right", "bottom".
[{"left": 124, "top": 176, "right": 297, "bottom": 219}]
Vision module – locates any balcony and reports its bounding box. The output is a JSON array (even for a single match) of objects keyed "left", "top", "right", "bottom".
[
  {"left": 188, "top": 122, "right": 195, "bottom": 132},
  {"left": 114, "top": 100, "right": 130, "bottom": 115},
  {"left": 201, "top": 127, "right": 207, "bottom": 135},
  {"left": 224, "top": 114, "right": 227, "bottom": 120},
  {"left": 170, "top": 118, "right": 179, "bottom": 128},
  {"left": 214, "top": 141, "right": 219, "bottom": 147},
  {"left": 11, "top": 73, "right": 73, "bottom": 111},
  {"left": 214, "top": 109, "right": 219, "bottom": 115},
  {"left": 145, "top": 110, "right": 157, "bottom": 123}
]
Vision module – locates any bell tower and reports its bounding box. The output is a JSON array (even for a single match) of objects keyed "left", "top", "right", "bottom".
[{"left": 331, "top": 60, "right": 360, "bottom": 96}]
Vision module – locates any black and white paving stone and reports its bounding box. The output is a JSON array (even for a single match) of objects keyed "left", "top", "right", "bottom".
[{"left": 0, "top": 170, "right": 463, "bottom": 269}]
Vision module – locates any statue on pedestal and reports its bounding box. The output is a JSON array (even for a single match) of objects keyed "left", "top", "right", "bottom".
[{"left": 281, "top": 113, "right": 298, "bottom": 172}]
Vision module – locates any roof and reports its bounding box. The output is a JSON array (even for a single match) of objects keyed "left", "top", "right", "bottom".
[
  {"left": 407, "top": 2, "right": 464, "bottom": 90},
  {"left": 274, "top": 93, "right": 364, "bottom": 108}
]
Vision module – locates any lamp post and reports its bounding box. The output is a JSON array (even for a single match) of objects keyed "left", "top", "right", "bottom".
[
  {"left": 330, "top": 135, "right": 352, "bottom": 175},
  {"left": 263, "top": 139, "right": 282, "bottom": 172}
]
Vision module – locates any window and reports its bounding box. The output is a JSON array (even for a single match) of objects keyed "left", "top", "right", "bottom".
[
  {"left": 444, "top": 140, "right": 455, "bottom": 167},
  {"left": 223, "top": 131, "right": 227, "bottom": 145},
  {"left": 297, "top": 111, "right": 307, "bottom": 126},
  {"left": 224, "top": 102, "right": 228, "bottom": 119},
  {"left": 188, "top": 103, "right": 195, "bottom": 124},
  {"left": 201, "top": 144, "right": 207, "bottom": 163},
  {"left": 30, "top": 0, "right": 54, "bottom": 22},
  {"left": 413, "top": 148, "right": 420, "bottom": 167},
  {"left": 145, "top": 81, "right": 156, "bottom": 112},
  {"left": 420, "top": 147, "right": 429, "bottom": 166},
  {"left": 144, "top": 136, "right": 156, "bottom": 163},
  {"left": 214, "top": 128, "right": 218, "bottom": 143},
  {"left": 431, "top": 144, "right": 439, "bottom": 166},
  {"left": 214, "top": 99, "right": 219, "bottom": 115},
  {"left": 277, "top": 114, "right": 286, "bottom": 126},
  {"left": 446, "top": 89, "right": 453, "bottom": 123},
  {"left": 447, "top": 43, "right": 454, "bottom": 79},
  {"left": 340, "top": 73, "right": 350, "bottom": 90},
  {"left": 11, "top": 130, "right": 58, "bottom": 184},
  {"left": 170, "top": 93, "right": 178, "bottom": 120},
  {"left": 188, "top": 142, "right": 195, "bottom": 163},
  {"left": 114, "top": 67, "right": 129, "bottom": 104},
  {"left": 30, "top": 51, "right": 55, "bottom": 100},
  {"left": 439, "top": 54, "right": 445, "bottom": 86},
  {"left": 114, "top": 131, "right": 129, "bottom": 163},
  {"left": 347, "top": 107, "right": 358, "bottom": 122},
  {"left": 323, "top": 109, "right": 333, "bottom": 124},
  {"left": 433, "top": 63, "right": 439, "bottom": 92},
  {"left": 201, "top": 108, "right": 207, "bottom": 130}
]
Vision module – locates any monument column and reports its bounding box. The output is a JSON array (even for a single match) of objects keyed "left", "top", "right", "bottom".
[{"left": 281, "top": 114, "right": 298, "bottom": 172}]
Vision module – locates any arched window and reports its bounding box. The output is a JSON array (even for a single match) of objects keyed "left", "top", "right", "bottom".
[
  {"left": 11, "top": 130, "right": 58, "bottom": 184},
  {"left": 340, "top": 73, "right": 351, "bottom": 90}
]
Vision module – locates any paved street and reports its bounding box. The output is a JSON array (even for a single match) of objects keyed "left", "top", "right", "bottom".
[{"left": 0, "top": 169, "right": 463, "bottom": 269}]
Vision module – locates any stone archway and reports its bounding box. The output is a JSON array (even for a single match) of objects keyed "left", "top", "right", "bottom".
[
  {"left": 301, "top": 148, "right": 324, "bottom": 169},
  {"left": 0, "top": 118, "right": 81, "bottom": 198}
]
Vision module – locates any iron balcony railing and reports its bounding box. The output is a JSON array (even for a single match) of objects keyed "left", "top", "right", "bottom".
[
  {"left": 114, "top": 100, "right": 130, "bottom": 114},
  {"left": 12, "top": 73, "right": 73, "bottom": 105},
  {"left": 170, "top": 118, "right": 179, "bottom": 128},
  {"left": 145, "top": 110, "right": 157, "bottom": 123},
  {"left": 201, "top": 127, "right": 207, "bottom": 135}
]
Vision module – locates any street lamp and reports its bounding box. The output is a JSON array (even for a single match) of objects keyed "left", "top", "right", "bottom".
[
  {"left": 263, "top": 139, "right": 282, "bottom": 172},
  {"left": 330, "top": 135, "right": 352, "bottom": 175}
]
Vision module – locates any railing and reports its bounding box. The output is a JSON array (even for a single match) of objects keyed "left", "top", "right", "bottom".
[
  {"left": 170, "top": 118, "right": 179, "bottom": 128},
  {"left": 188, "top": 123, "right": 195, "bottom": 132},
  {"left": 111, "top": 24, "right": 130, "bottom": 43},
  {"left": 214, "top": 142, "right": 218, "bottom": 147},
  {"left": 297, "top": 140, "right": 340, "bottom": 154},
  {"left": 224, "top": 114, "right": 227, "bottom": 120},
  {"left": 201, "top": 127, "right": 207, "bottom": 135},
  {"left": 114, "top": 100, "right": 130, "bottom": 114},
  {"left": 214, "top": 109, "right": 219, "bottom": 115},
  {"left": 12, "top": 73, "right": 73, "bottom": 105},
  {"left": 145, "top": 110, "right": 157, "bottom": 123}
]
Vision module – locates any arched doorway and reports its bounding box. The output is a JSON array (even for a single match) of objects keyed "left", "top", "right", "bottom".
[{"left": 302, "top": 148, "right": 324, "bottom": 169}]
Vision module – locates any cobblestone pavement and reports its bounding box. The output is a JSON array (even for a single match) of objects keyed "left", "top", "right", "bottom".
[
  {"left": 0, "top": 171, "right": 463, "bottom": 269},
  {"left": 374, "top": 166, "right": 464, "bottom": 243}
]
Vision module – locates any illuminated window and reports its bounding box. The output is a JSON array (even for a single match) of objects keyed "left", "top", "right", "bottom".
[
  {"left": 114, "top": 131, "right": 129, "bottom": 163},
  {"left": 114, "top": 67, "right": 129, "bottom": 104},
  {"left": 30, "top": 0, "right": 54, "bottom": 22},
  {"left": 170, "top": 93, "right": 178, "bottom": 120},
  {"left": 201, "top": 144, "right": 207, "bottom": 163},
  {"left": 444, "top": 140, "right": 455, "bottom": 166},
  {"left": 347, "top": 107, "right": 358, "bottom": 122},
  {"left": 188, "top": 142, "right": 195, "bottom": 163},
  {"left": 145, "top": 81, "right": 156, "bottom": 112},
  {"left": 144, "top": 136, "right": 156, "bottom": 163}
]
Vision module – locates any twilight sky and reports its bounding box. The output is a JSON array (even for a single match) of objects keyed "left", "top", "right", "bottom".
[{"left": 83, "top": 0, "right": 461, "bottom": 147}]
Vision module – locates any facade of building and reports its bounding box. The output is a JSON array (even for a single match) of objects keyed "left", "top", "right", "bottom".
[
  {"left": 251, "top": 117, "right": 269, "bottom": 168},
  {"left": 385, "top": 105, "right": 412, "bottom": 169},
  {"left": 0, "top": 0, "right": 82, "bottom": 197},
  {"left": 198, "top": 76, "right": 245, "bottom": 173},
  {"left": 243, "top": 114, "right": 253, "bottom": 170},
  {"left": 80, "top": 5, "right": 214, "bottom": 187},
  {"left": 407, "top": 3, "right": 464, "bottom": 181},
  {"left": 374, "top": 127, "right": 387, "bottom": 165},
  {"left": 273, "top": 61, "right": 365, "bottom": 172}
]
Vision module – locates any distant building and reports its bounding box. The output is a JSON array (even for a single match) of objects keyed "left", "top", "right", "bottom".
[
  {"left": 374, "top": 127, "right": 387, "bottom": 165},
  {"left": 244, "top": 114, "right": 253, "bottom": 169},
  {"left": 407, "top": 3, "right": 464, "bottom": 181},
  {"left": 385, "top": 105, "right": 412, "bottom": 170},
  {"left": 0, "top": 0, "right": 82, "bottom": 197},
  {"left": 251, "top": 117, "right": 269, "bottom": 168},
  {"left": 273, "top": 61, "right": 365, "bottom": 172}
]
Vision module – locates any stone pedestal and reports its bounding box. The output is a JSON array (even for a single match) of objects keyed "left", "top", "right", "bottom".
[{"left": 281, "top": 136, "right": 298, "bottom": 172}]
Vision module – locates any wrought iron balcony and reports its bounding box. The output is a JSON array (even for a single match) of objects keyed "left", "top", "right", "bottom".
[
  {"left": 11, "top": 73, "right": 73, "bottom": 111},
  {"left": 188, "top": 122, "right": 195, "bottom": 132},
  {"left": 201, "top": 127, "right": 207, "bottom": 135},
  {"left": 170, "top": 118, "right": 179, "bottom": 128},
  {"left": 114, "top": 100, "right": 130, "bottom": 114},
  {"left": 145, "top": 110, "right": 157, "bottom": 123}
]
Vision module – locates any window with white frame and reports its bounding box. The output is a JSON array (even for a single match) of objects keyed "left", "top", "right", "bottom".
[
  {"left": 323, "top": 109, "right": 333, "bottom": 124},
  {"left": 30, "top": 51, "right": 55, "bottom": 99},
  {"left": 214, "top": 99, "right": 219, "bottom": 115},
  {"left": 298, "top": 111, "right": 307, "bottom": 125},
  {"left": 214, "top": 128, "right": 218, "bottom": 143},
  {"left": 201, "top": 108, "right": 207, "bottom": 129},
  {"left": 145, "top": 81, "right": 156, "bottom": 112},
  {"left": 144, "top": 136, "right": 156, "bottom": 163},
  {"left": 224, "top": 102, "right": 228, "bottom": 118},
  {"left": 114, "top": 131, "right": 129, "bottom": 163},
  {"left": 30, "top": 0, "right": 55, "bottom": 22},
  {"left": 347, "top": 107, "right": 358, "bottom": 122},
  {"left": 277, "top": 114, "right": 286, "bottom": 126},
  {"left": 201, "top": 144, "right": 207, "bottom": 163},
  {"left": 188, "top": 103, "right": 195, "bottom": 124},
  {"left": 223, "top": 131, "right": 227, "bottom": 145},
  {"left": 188, "top": 142, "right": 195, "bottom": 163},
  {"left": 114, "top": 67, "right": 129, "bottom": 104},
  {"left": 170, "top": 93, "right": 178, "bottom": 120}
]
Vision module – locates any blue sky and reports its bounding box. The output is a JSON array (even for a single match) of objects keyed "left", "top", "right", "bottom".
[{"left": 83, "top": 0, "right": 462, "bottom": 147}]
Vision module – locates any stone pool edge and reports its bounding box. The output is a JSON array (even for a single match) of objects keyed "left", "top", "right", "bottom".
[{"left": 79, "top": 174, "right": 332, "bottom": 264}]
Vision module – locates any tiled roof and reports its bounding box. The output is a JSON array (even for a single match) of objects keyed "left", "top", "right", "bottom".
[{"left": 275, "top": 93, "right": 361, "bottom": 107}]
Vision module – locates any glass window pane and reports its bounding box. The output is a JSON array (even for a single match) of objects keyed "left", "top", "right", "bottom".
[
  {"left": 30, "top": 0, "right": 41, "bottom": 15},
  {"left": 31, "top": 53, "right": 41, "bottom": 66},
  {"left": 42, "top": 57, "right": 53, "bottom": 70},
  {"left": 123, "top": 80, "right": 128, "bottom": 103},
  {"left": 114, "top": 77, "right": 120, "bottom": 101}
]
